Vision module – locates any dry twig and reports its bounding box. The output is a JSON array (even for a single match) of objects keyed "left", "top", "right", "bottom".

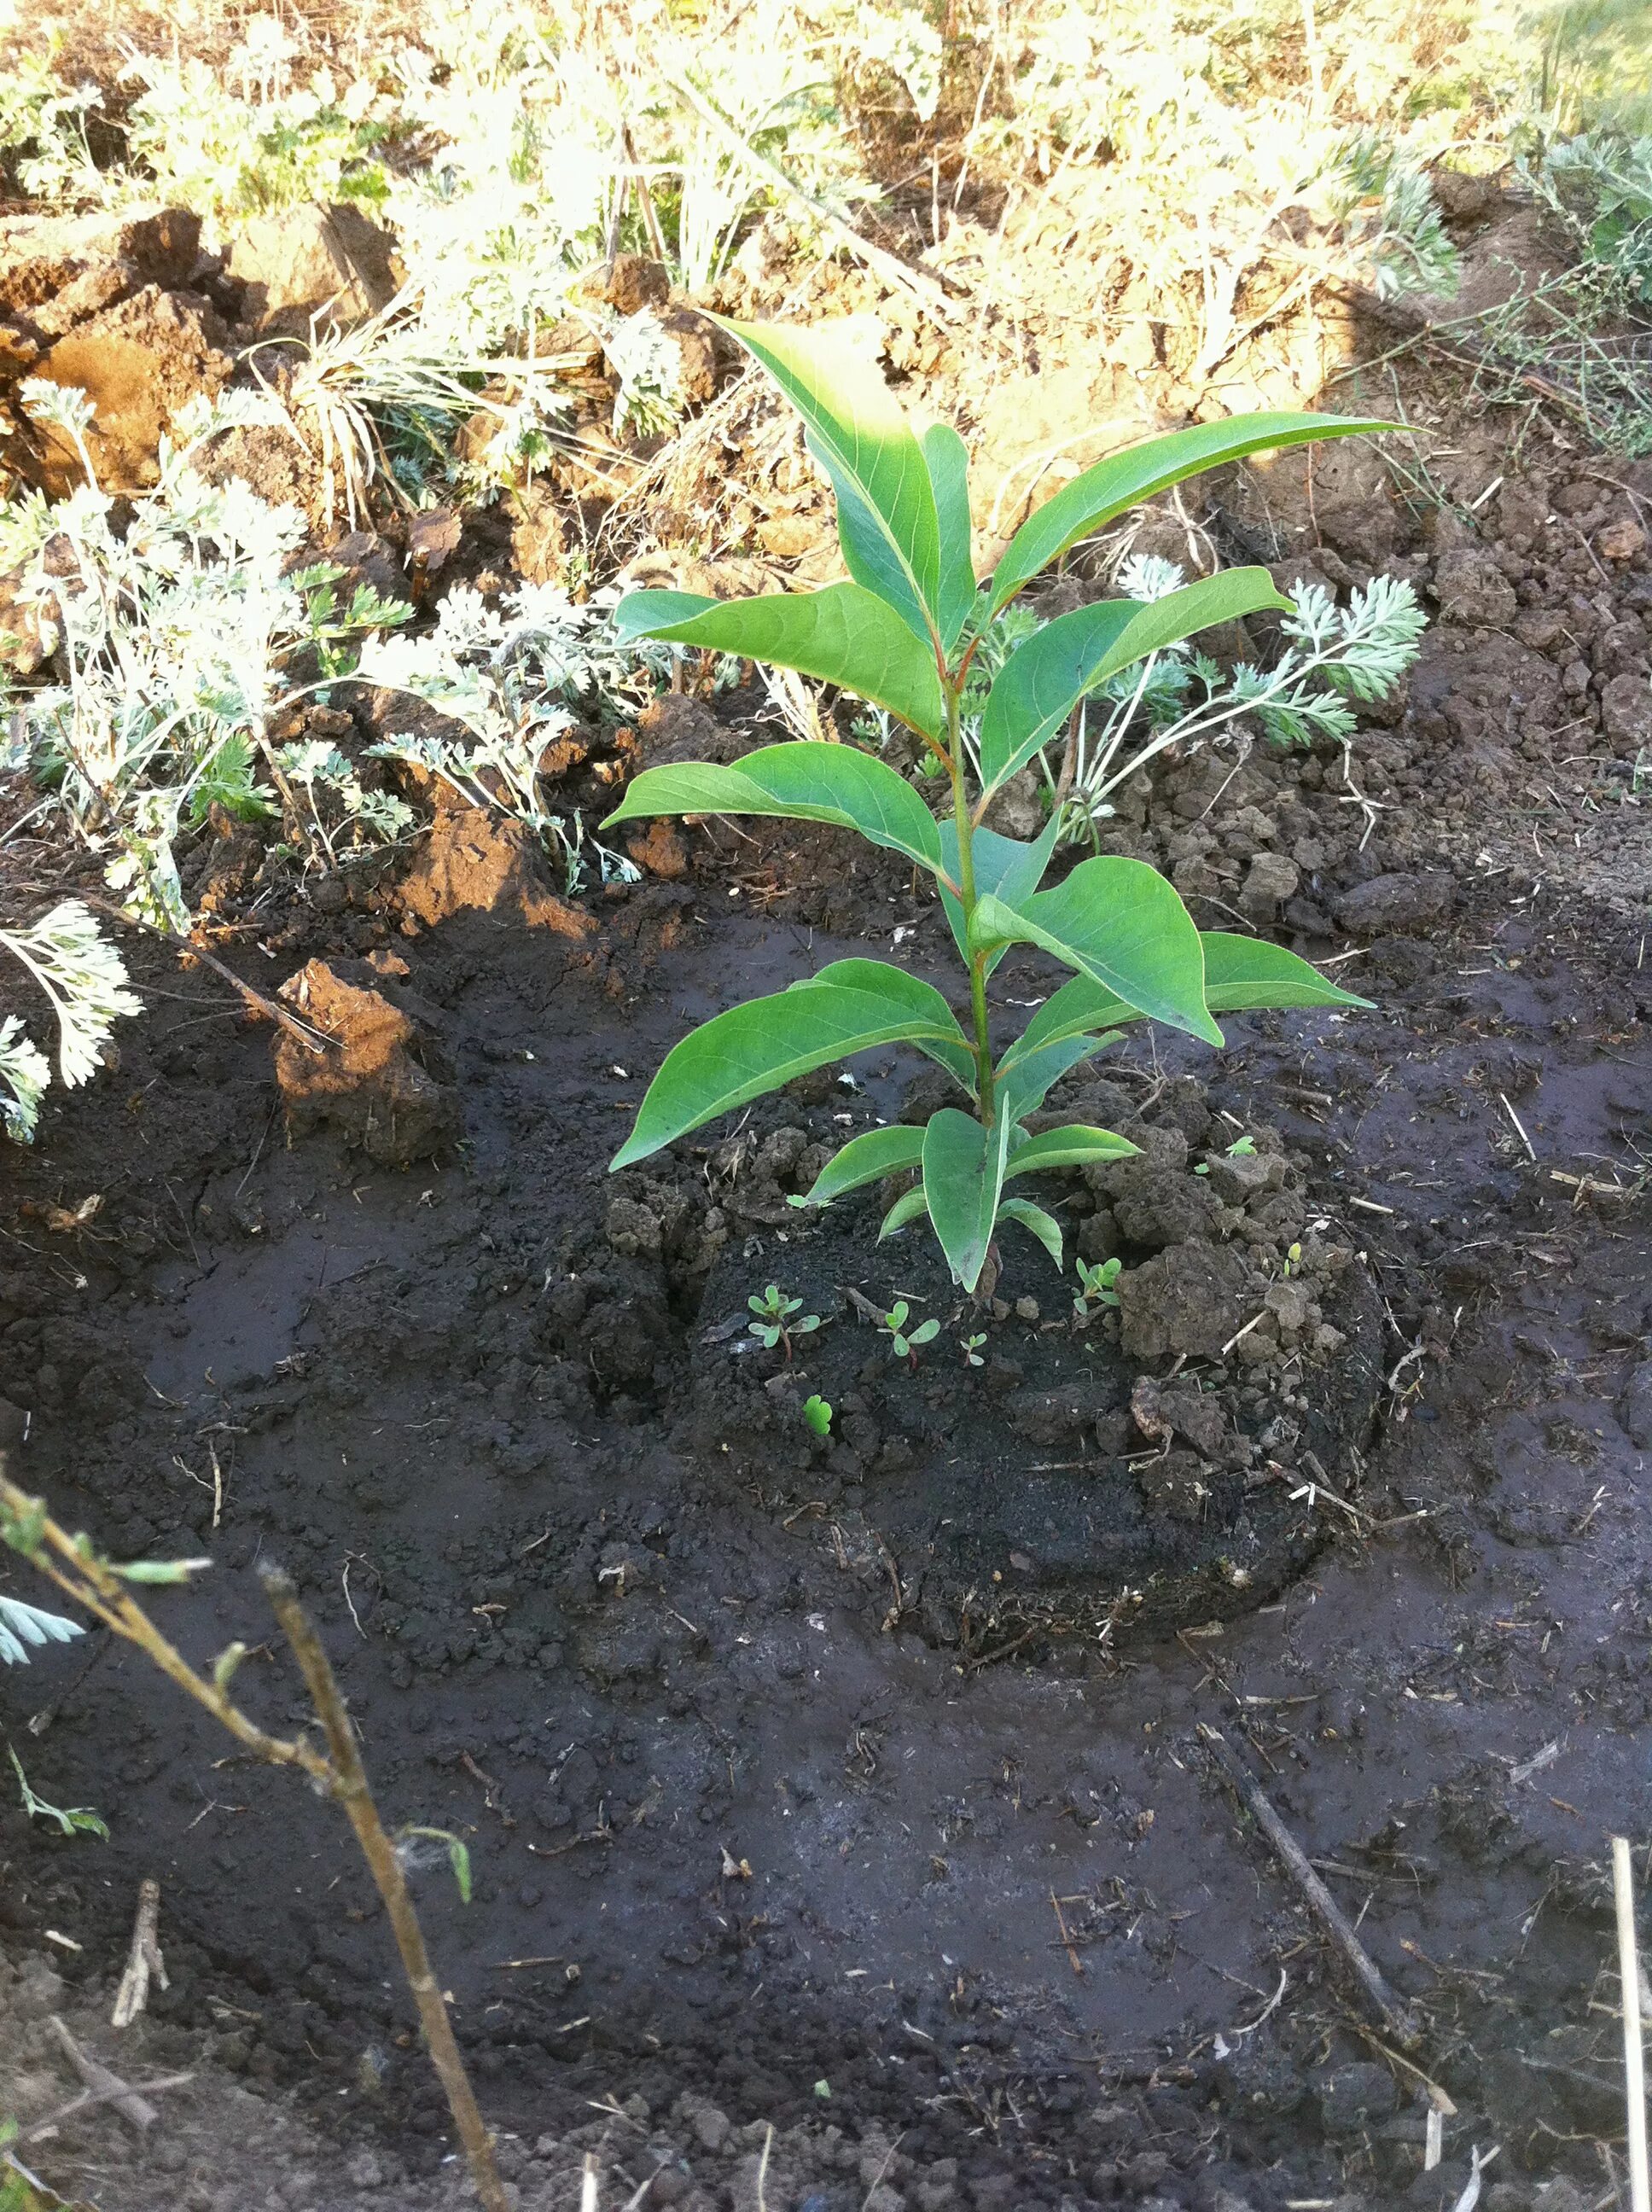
[
  {"left": 1614, "top": 1835, "right": 1650, "bottom": 2212},
  {"left": 1200, "top": 1724, "right": 1422, "bottom": 2047},
  {"left": 0, "top": 1461, "right": 508, "bottom": 2212},
  {"left": 47, "top": 2016, "right": 160, "bottom": 2133},
  {"left": 111, "top": 1878, "right": 167, "bottom": 2029}
]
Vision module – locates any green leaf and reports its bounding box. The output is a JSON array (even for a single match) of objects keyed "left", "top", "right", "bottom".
[
  {"left": 879, "top": 1184, "right": 931, "bottom": 1239},
  {"left": 806, "top": 958, "right": 977, "bottom": 1096},
  {"left": 977, "top": 571, "right": 1292, "bottom": 797},
  {"left": 797, "top": 1122, "right": 925, "bottom": 1205},
  {"left": 987, "top": 412, "right": 1397, "bottom": 615},
  {"left": 1002, "top": 975, "right": 1137, "bottom": 1069},
  {"left": 938, "top": 813, "right": 1062, "bottom": 975},
  {"left": 1005, "top": 1123, "right": 1138, "bottom": 1178},
  {"left": 607, "top": 582, "right": 945, "bottom": 739},
  {"left": 605, "top": 741, "right": 945, "bottom": 876},
  {"left": 613, "top": 981, "right": 969, "bottom": 1169},
  {"left": 998, "top": 929, "right": 1369, "bottom": 1085},
  {"left": 997, "top": 1196, "right": 1063, "bottom": 1268},
  {"left": 612, "top": 588, "right": 717, "bottom": 642},
  {"left": 921, "top": 422, "right": 976, "bottom": 649},
  {"left": 922, "top": 1107, "right": 1010, "bottom": 1291},
  {"left": 1199, "top": 931, "right": 1375, "bottom": 1014},
  {"left": 716, "top": 316, "right": 942, "bottom": 647},
  {"left": 970, "top": 858, "right": 1222, "bottom": 1045},
  {"left": 996, "top": 1031, "right": 1115, "bottom": 1124}
]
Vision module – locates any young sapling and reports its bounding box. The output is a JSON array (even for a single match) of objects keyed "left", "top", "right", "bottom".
[
  {"left": 960, "top": 1331, "right": 987, "bottom": 1366},
  {"left": 603, "top": 317, "right": 1383, "bottom": 1293}
]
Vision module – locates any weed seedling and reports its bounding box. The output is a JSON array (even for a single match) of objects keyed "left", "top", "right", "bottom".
[
  {"left": 801, "top": 1394, "right": 833, "bottom": 1437},
  {"left": 7, "top": 1743, "right": 108, "bottom": 1841},
  {"left": 606, "top": 318, "right": 1382, "bottom": 1290},
  {"left": 1073, "top": 1256, "right": 1123, "bottom": 1318},
  {"left": 747, "top": 1285, "right": 820, "bottom": 1359},
  {"left": 1282, "top": 1241, "right": 1303, "bottom": 1278},
  {"left": 880, "top": 1301, "right": 939, "bottom": 1365},
  {"left": 1195, "top": 1132, "right": 1257, "bottom": 1174},
  {"left": 960, "top": 1331, "right": 987, "bottom": 1366}
]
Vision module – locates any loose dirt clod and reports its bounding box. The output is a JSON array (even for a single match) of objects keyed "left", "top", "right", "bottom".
[
  {"left": 395, "top": 805, "right": 598, "bottom": 937},
  {"left": 273, "top": 958, "right": 461, "bottom": 1165}
]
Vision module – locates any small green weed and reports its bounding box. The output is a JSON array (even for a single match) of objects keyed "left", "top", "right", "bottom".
[
  {"left": 1073, "top": 1256, "right": 1122, "bottom": 1318},
  {"left": 747, "top": 1285, "right": 820, "bottom": 1358},
  {"left": 8, "top": 1744, "right": 108, "bottom": 1841},
  {"left": 879, "top": 1301, "right": 939, "bottom": 1363}
]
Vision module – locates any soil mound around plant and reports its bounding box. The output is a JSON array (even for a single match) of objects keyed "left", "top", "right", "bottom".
[
  {"left": 224, "top": 201, "right": 400, "bottom": 334},
  {"left": 665, "top": 1080, "right": 1382, "bottom": 1644}
]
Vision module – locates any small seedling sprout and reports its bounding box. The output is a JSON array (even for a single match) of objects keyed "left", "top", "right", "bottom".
[
  {"left": 1073, "top": 1255, "right": 1122, "bottom": 1317},
  {"left": 747, "top": 1284, "right": 821, "bottom": 1359},
  {"left": 879, "top": 1301, "right": 939, "bottom": 1363}
]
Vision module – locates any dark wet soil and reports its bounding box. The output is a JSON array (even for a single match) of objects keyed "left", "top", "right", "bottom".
[
  {"left": 4, "top": 839, "right": 1652, "bottom": 2212},
  {"left": 5, "top": 187, "right": 1652, "bottom": 2212}
]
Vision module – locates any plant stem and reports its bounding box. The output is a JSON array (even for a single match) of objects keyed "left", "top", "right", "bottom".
[
  {"left": 944, "top": 681, "right": 995, "bottom": 1120},
  {"left": 0, "top": 1467, "right": 509, "bottom": 2212},
  {"left": 260, "top": 1568, "right": 509, "bottom": 2212}
]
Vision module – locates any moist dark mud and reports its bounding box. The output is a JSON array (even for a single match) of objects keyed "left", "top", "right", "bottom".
[
  {"left": 5, "top": 858, "right": 1652, "bottom": 2212},
  {"left": 5, "top": 187, "right": 1652, "bottom": 2212},
  {"left": 678, "top": 1093, "right": 1382, "bottom": 1644}
]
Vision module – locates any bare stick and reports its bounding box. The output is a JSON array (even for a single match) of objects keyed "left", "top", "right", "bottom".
[
  {"left": 47, "top": 2016, "right": 157, "bottom": 2133},
  {"left": 260, "top": 1567, "right": 509, "bottom": 2212},
  {"left": 0, "top": 1465, "right": 507, "bottom": 2212},
  {"left": 17, "top": 2068, "right": 195, "bottom": 2145},
  {"left": 1200, "top": 1725, "right": 1423, "bottom": 2047},
  {"left": 581, "top": 2151, "right": 600, "bottom": 2212},
  {"left": 1614, "top": 1836, "right": 1650, "bottom": 2212},
  {"left": 14, "top": 883, "right": 332, "bottom": 1057},
  {"left": 111, "top": 1878, "right": 168, "bottom": 2029}
]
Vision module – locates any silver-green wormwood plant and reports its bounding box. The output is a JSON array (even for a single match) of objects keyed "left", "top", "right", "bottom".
[{"left": 604, "top": 317, "right": 1388, "bottom": 1293}]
